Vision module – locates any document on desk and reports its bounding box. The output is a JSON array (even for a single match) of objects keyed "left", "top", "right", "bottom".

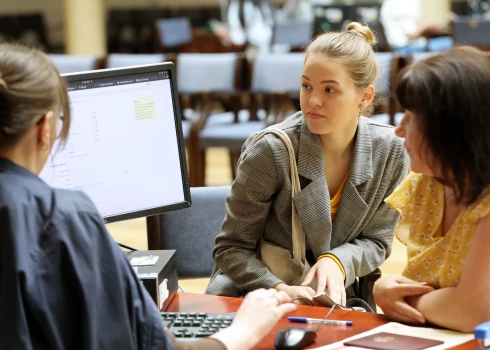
[
  {"left": 130, "top": 255, "right": 159, "bottom": 266},
  {"left": 312, "top": 322, "right": 473, "bottom": 350}
]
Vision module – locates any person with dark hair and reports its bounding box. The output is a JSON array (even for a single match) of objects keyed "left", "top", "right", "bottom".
[
  {"left": 0, "top": 42, "right": 297, "bottom": 350},
  {"left": 213, "top": 0, "right": 313, "bottom": 53},
  {"left": 211, "top": 0, "right": 275, "bottom": 53},
  {"left": 373, "top": 46, "right": 490, "bottom": 332}
]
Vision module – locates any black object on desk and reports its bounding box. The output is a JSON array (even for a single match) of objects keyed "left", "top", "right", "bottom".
[
  {"left": 275, "top": 327, "right": 317, "bottom": 350},
  {"left": 161, "top": 312, "right": 235, "bottom": 340},
  {"left": 125, "top": 250, "right": 178, "bottom": 310}
]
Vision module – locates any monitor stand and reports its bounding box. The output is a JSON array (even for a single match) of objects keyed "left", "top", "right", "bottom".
[{"left": 147, "top": 215, "right": 161, "bottom": 250}]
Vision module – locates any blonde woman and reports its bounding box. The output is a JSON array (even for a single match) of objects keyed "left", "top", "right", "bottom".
[{"left": 207, "top": 23, "right": 410, "bottom": 308}]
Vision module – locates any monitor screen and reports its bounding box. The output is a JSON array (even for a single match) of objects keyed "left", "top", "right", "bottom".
[{"left": 39, "top": 63, "right": 191, "bottom": 223}]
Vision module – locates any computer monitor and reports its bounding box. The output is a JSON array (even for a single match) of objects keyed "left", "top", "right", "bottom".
[{"left": 39, "top": 62, "right": 191, "bottom": 223}]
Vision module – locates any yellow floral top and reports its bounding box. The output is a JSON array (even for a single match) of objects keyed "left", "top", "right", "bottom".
[{"left": 385, "top": 172, "right": 490, "bottom": 289}]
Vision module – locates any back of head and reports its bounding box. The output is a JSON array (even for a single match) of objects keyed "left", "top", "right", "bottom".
[
  {"left": 0, "top": 42, "right": 70, "bottom": 150},
  {"left": 305, "top": 22, "right": 378, "bottom": 113},
  {"left": 396, "top": 46, "right": 490, "bottom": 205}
]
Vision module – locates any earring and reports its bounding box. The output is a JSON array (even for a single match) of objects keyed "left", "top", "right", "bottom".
[{"left": 358, "top": 109, "right": 362, "bottom": 119}]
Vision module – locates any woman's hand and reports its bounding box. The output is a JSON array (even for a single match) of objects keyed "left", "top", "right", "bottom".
[
  {"left": 373, "top": 276, "right": 435, "bottom": 324},
  {"left": 301, "top": 257, "right": 346, "bottom": 306},
  {"left": 274, "top": 283, "right": 317, "bottom": 305},
  {"left": 211, "top": 289, "right": 297, "bottom": 350}
]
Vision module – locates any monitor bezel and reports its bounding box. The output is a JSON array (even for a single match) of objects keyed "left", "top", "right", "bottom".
[{"left": 60, "top": 62, "right": 191, "bottom": 224}]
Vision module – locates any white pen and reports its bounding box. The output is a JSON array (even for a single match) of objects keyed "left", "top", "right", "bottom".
[{"left": 288, "top": 317, "right": 353, "bottom": 326}]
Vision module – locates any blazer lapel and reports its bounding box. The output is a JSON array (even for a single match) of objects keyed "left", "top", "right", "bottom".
[
  {"left": 331, "top": 117, "right": 373, "bottom": 245},
  {"left": 292, "top": 121, "right": 332, "bottom": 257}
]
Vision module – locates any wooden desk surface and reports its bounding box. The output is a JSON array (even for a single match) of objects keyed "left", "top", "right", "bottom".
[{"left": 167, "top": 292, "right": 478, "bottom": 350}]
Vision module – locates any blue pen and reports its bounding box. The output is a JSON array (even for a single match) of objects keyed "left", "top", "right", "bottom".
[{"left": 288, "top": 317, "right": 353, "bottom": 326}]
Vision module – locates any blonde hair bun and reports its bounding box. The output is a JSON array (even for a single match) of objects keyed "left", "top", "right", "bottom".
[{"left": 345, "top": 22, "right": 377, "bottom": 46}]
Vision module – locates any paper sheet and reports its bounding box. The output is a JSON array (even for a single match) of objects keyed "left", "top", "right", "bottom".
[
  {"left": 312, "top": 322, "right": 474, "bottom": 350},
  {"left": 159, "top": 279, "right": 169, "bottom": 309},
  {"left": 130, "top": 255, "right": 159, "bottom": 266}
]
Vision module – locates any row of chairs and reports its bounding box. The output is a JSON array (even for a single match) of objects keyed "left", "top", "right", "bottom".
[
  {"left": 47, "top": 51, "right": 438, "bottom": 187},
  {"left": 108, "top": 7, "right": 222, "bottom": 53},
  {"left": 110, "top": 15, "right": 490, "bottom": 58},
  {"left": 151, "top": 17, "right": 315, "bottom": 54}
]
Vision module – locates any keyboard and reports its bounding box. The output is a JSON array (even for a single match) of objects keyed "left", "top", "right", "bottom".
[{"left": 160, "top": 312, "right": 235, "bottom": 340}]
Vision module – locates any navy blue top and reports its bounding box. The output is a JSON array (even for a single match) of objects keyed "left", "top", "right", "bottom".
[{"left": 0, "top": 158, "right": 172, "bottom": 350}]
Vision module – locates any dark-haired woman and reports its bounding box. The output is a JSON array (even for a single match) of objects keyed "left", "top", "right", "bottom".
[{"left": 374, "top": 46, "right": 490, "bottom": 332}]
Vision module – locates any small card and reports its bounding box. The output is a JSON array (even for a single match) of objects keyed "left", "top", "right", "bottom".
[
  {"left": 313, "top": 292, "right": 336, "bottom": 307},
  {"left": 130, "top": 255, "right": 159, "bottom": 266},
  {"left": 343, "top": 332, "right": 444, "bottom": 350}
]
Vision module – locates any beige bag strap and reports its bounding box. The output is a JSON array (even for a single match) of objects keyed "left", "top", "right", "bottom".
[{"left": 239, "top": 129, "right": 306, "bottom": 264}]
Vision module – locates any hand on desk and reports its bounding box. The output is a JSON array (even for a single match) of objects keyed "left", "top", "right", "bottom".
[
  {"left": 210, "top": 289, "right": 297, "bottom": 350},
  {"left": 373, "top": 276, "right": 434, "bottom": 325},
  {"left": 274, "top": 284, "right": 316, "bottom": 305},
  {"left": 302, "top": 257, "right": 346, "bottom": 306}
]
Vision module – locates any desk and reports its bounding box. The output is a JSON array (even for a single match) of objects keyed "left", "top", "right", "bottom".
[{"left": 167, "top": 292, "right": 478, "bottom": 349}]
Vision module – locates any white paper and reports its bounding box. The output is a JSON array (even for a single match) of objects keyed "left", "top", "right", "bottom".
[
  {"left": 159, "top": 279, "right": 169, "bottom": 309},
  {"left": 130, "top": 255, "right": 159, "bottom": 266},
  {"left": 136, "top": 272, "right": 158, "bottom": 278},
  {"left": 311, "top": 322, "right": 473, "bottom": 350}
]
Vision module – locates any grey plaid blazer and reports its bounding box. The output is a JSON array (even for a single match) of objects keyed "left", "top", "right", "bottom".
[{"left": 206, "top": 112, "right": 409, "bottom": 296}]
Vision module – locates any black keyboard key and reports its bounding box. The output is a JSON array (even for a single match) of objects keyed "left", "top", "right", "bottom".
[
  {"left": 162, "top": 320, "right": 173, "bottom": 328},
  {"left": 196, "top": 332, "right": 214, "bottom": 337},
  {"left": 161, "top": 311, "right": 235, "bottom": 339}
]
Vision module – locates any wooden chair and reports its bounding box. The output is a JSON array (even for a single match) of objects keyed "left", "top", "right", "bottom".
[
  {"left": 370, "top": 52, "right": 404, "bottom": 126},
  {"left": 452, "top": 17, "right": 490, "bottom": 50},
  {"left": 47, "top": 54, "right": 102, "bottom": 74},
  {"left": 271, "top": 19, "right": 314, "bottom": 52},
  {"left": 176, "top": 53, "right": 248, "bottom": 186}
]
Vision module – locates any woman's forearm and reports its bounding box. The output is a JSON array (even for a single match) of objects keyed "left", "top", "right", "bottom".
[{"left": 409, "top": 287, "right": 487, "bottom": 333}]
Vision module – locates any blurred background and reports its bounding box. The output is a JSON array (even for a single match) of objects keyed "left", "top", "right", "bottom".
[{"left": 0, "top": 0, "right": 470, "bottom": 55}]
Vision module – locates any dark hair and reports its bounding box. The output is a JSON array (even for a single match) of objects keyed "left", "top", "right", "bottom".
[
  {"left": 0, "top": 42, "right": 70, "bottom": 149},
  {"left": 396, "top": 46, "right": 490, "bottom": 205},
  {"left": 237, "top": 0, "right": 274, "bottom": 28}
]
